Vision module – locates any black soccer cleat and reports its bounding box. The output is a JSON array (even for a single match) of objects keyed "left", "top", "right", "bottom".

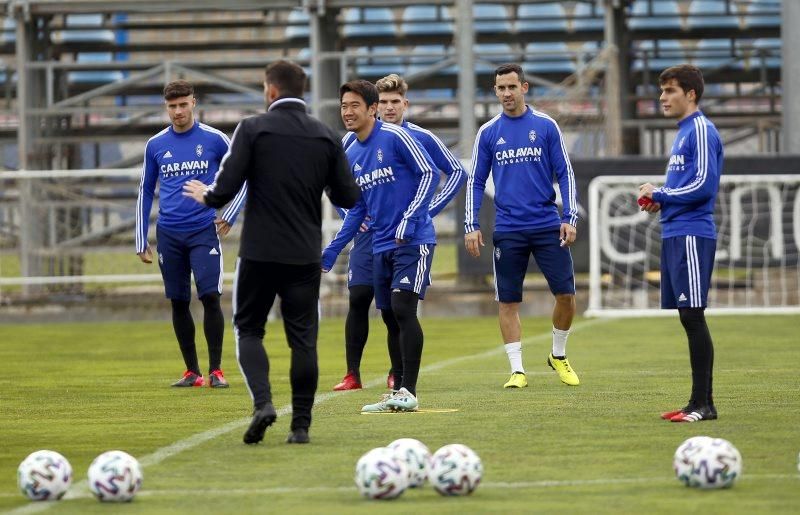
[
  {"left": 243, "top": 403, "right": 277, "bottom": 444},
  {"left": 286, "top": 428, "right": 310, "bottom": 444}
]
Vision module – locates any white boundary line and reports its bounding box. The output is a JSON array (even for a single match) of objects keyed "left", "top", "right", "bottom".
[{"left": 3, "top": 318, "right": 608, "bottom": 513}]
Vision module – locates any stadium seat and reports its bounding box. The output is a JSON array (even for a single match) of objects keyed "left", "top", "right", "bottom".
[
  {"left": 401, "top": 5, "right": 453, "bottom": 36},
  {"left": 60, "top": 14, "right": 115, "bottom": 43},
  {"left": 58, "top": 14, "right": 121, "bottom": 85},
  {"left": 474, "top": 43, "right": 516, "bottom": 74},
  {"left": 632, "top": 40, "right": 686, "bottom": 71},
  {"left": 342, "top": 7, "right": 396, "bottom": 38},
  {"left": 573, "top": 1, "right": 606, "bottom": 32},
  {"left": 524, "top": 42, "right": 576, "bottom": 75},
  {"left": 473, "top": 3, "right": 512, "bottom": 34},
  {"left": 68, "top": 52, "right": 124, "bottom": 84},
  {"left": 687, "top": 0, "right": 740, "bottom": 29},
  {"left": 628, "top": 0, "right": 682, "bottom": 30},
  {"left": 752, "top": 38, "right": 781, "bottom": 69},
  {"left": 353, "top": 46, "right": 405, "bottom": 77},
  {"left": 285, "top": 9, "right": 310, "bottom": 40},
  {"left": 406, "top": 45, "right": 456, "bottom": 76},
  {"left": 2, "top": 17, "right": 15, "bottom": 43},
  {"left": 693, "top": 39, "right": 744, "bottom": 70},
  {"left": 743, "top": 0, "right": 781, "bottom": 29},
  {"left": 516, "top": 2, "right": 568, "bottom": 33}
]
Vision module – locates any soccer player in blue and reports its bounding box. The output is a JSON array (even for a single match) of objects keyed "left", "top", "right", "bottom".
[
  {"left": 465, "top": 64, "right": 580, "bottom": 389},
  {"left": 325, "top": 79, "right": 438, "bottom": 412},
  {"left": 136, "top": 80, "right": 247, "bottom": 388},
  {"left": 639, "top": 65, "right": 722, "bottom": 423},
  {"left": 327, "top": 73, "right": 465, "bottom": 392}
]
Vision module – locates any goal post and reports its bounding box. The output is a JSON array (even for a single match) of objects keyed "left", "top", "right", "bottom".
[{"left": 587, "top": 174, "right": 800, "bottom": 317}]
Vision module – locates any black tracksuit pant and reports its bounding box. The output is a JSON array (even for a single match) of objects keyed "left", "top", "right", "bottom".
[{"left": 234, "top": 258, "right": 320, "bottom": 431}]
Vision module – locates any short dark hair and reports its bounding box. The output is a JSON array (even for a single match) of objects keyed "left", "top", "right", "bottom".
[
  {"left": 265, "top": 60, "right": 307, "bottom": 98},
  {"left": 339, "top": 80, "right": 379, "bottom": 107},
  {"left": 659, "top": 64, "right": 704, "bottom": 102},
  {"left": 163, "top": 80, "right": 193, "bottom": 100},
  {"left": 495, "top": 63, "right": 526, "bottom": 84}
]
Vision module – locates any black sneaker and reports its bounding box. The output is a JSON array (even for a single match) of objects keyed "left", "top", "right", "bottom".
[
  {"left": 671, "top": 404, "right": 718, "bottom": 423},
  {"left": 243, "top": 403, "right": 277, "bottom": 444},
  {"left": 286, "top": 428, "right": 310, "bottom": 444}
]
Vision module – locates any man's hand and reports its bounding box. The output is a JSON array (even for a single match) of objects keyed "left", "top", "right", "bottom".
[
  {"left": 559, "top": 223, "right": 577, "bottom": 247},
  {"left": 137, "top": 246, "right": 153, "bottom": 264},
  {"left": 215, "top": 218, "right": 232, "bottom": 236},
  {"left": 360, "top": 215, "right": 372, "bottom": 233},
  {"left": 638, "top": 183, "right": 661, "bottom": 213},
  {"left": 465, "top": 230, "right": 484, "bottom": 258},
  {"left": 638, "top": 182, "right": 655, "bottom": 199},
  {"left": 182, "top": 180, "right": 209, "bottom": 205}
]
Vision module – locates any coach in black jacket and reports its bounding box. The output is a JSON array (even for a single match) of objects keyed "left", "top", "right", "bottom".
[{"left": 183, "top": 60, "right": 360, "bottom": 445}]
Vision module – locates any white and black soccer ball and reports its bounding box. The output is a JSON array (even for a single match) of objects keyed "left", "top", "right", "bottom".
[
  {"left": 354, "top": 447, "right": 409, "bottom": 500},
  {"left": 17, "top": 450, "right": 73, "bottom": 501},
  {"left": 429, "top": 443, "right": 483, "bottom": 496},
  {"left": 674, "top": 437, "right": 742, "bottom": 489},
  {"left": 388, "top": 438, "right": 431, "bottom": 488},
  {"left": 87, "top": 450, "right": 143, "bottom": 502},
  {"left": 673, "top": 436, "right": 713, "bottom": 485}
]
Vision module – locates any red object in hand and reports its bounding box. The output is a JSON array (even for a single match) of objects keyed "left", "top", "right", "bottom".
[{"left": 638, "top": 196, "right": 653, "bottom": 207}]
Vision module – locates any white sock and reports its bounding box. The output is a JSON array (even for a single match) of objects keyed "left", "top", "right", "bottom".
[
  {"left": 552, "top": 327, "right": 570, "bottom": 358},
  {"left": 504, "top": 342, "right": 524, "bottom": 373}
]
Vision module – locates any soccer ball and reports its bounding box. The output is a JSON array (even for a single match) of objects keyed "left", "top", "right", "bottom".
[
  {"left": 87, "top": 450, "right": 143, "bottom": 502},
  {"left": 354, "top": 447, "right": 409, "bottom": 500},
  {"left": 674, "top": 437, "right": 742, "bottom": 489},
  {"left": 673, "top": 436, "right": 713, "bottom": 485},
  {"left": 388, "top": 438, "right": 431, "bottom": 488},
  {"left": 17, "top": 450, "right": 72, "bottom": 501},
  {"left": 429, "top": 443, "right": 483, "bottom": 496}
]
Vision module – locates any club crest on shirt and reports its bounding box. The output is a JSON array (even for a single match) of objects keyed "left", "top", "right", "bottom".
[
  {"left": 495, "top": 247, "right": 501, "bottom": 260},
  {"left": 528, "top": 130, "right": 537, "bottom": 143},
  {"left": 377, "top": 148, "right": 384, "bottom": 163},
  {"left": 196, "top": 144, "right": 203, "bottom": 157}
]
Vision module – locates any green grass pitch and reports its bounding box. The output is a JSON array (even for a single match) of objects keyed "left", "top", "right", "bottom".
[{"left": 1, "top": 315, "right": 798, "bottom": 514}]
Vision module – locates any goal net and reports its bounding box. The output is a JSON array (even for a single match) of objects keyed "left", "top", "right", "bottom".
[{"left": 587, "top": 174, "right": 800, "bottom": 317}]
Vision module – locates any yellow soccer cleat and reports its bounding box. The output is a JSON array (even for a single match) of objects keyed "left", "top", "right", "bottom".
[
  {"left": 547, "top": 353, "right": 580, "bottom": 386},
  {"left": 503, "top": 372, "right": 528, "bottom": 388}
]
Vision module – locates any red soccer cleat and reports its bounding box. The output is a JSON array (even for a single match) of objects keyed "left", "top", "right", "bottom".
[
  {"left": 660, "top": 409, "right": 685, "bottom": 420},
  {"left": 208, "top": 369, "right": 229, "bottom": 388},
  {"left": 333, "top": 372, "right": 362, "bottom": 391},
  {"left": 172, "top": 370, "right": 205, "bottom": 387}
]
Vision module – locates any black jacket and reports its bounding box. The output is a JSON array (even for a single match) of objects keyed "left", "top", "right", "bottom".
[{"left": 204, "top": 97, "right": 360, "bottom": 264}]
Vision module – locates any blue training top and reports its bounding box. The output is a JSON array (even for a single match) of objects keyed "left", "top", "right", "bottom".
[
  {"left": 652, "top": 110, "right": 723, "bottom": 240},
  {"left": 322, "top": 120, "right": 438, "bottom": 270},
  {"left": 465, "top": 105, "right": 578, "bottom": 233},
  {"left": 135, "top": 121, "right": 247, "bottom": 254}
]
